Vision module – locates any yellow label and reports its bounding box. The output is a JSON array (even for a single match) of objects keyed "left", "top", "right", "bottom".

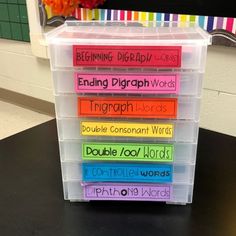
[{"left": 81, "top": 121, "right": 173, "bottom": 138}]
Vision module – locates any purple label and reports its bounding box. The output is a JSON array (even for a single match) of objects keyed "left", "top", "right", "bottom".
[
  {"left": 75, "top": 73, "right": 180, "bottom": 94},
  {"left": 83, "top": 183, "right": 172, "bottom": 201}
]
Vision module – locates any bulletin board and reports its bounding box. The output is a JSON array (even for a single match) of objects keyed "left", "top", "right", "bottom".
[{"left": 37, "top": 0, "right": 236, "bottom": 51}]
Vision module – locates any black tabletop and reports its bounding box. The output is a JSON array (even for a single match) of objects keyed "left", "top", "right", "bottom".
[{"left": 0, "top": 119, "right": 236, "bottom": 236}]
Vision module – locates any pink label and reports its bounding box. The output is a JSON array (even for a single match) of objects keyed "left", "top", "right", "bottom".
[
  {"left": 75, "top": 73, "right": 180, "bottom": 94},
  {"left": 83, "top": 183, "right": 172, "bottom": 201},
  {"left": 73, "top": 45, "right": 182, "bottom": 67}
]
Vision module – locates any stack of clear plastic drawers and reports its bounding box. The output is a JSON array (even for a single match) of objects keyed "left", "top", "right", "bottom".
[{"left": 46, "top": 21, "right": 211, "bottom": 204}]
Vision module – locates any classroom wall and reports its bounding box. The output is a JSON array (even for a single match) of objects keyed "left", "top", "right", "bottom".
[
  {"left": 0, "top": 40, "right": 236, "bottom": 136},
  {"left": 0, "top": 39, "right": 54, "bottom": 102},
  {"left": 200, "top": 46, "right": 236, "bottom": 137}
]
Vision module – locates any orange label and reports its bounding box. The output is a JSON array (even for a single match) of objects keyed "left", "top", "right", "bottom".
[{"left": 78, "top": 97, "right": 177, "bottom": 118}]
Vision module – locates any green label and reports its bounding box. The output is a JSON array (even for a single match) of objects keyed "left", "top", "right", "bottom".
[{"left": 82, "top": 142, "right": 174, "bottom": 162}]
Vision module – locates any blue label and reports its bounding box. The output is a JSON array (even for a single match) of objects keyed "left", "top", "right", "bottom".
[{"left": 82, "top": 163, "right": 173, "bottom": 183}]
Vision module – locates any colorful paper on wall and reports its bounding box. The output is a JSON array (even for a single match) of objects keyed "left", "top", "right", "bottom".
[{"left": 41, "top": 5, "right": 236, "bottom": 35}]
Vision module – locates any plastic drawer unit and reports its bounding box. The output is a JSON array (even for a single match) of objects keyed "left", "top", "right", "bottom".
[{"left": 46, "top": 21, "right": 211, "bottom": 205}]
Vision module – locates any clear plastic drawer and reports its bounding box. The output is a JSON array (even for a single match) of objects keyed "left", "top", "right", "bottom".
[
  {"left": 63, "top": 181, "right": 194, "bottom": 204},
  {"left": 61, "top": 161, "right": 195, "bottom": 184},
  {"left": 52, "top": 70, "right": 203, "bottom": 96},
  {"left": 57, "top": 118, "right": 199, "bottom": 142},
  {"left": 46, "top": 21, "right": 211, "bottom": 71},
  {"left": 59, "top": 140, "right": 197, "bottom": 164},
  {"left": 55, "top": 95, "right": 200, "bottom": 120}
]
